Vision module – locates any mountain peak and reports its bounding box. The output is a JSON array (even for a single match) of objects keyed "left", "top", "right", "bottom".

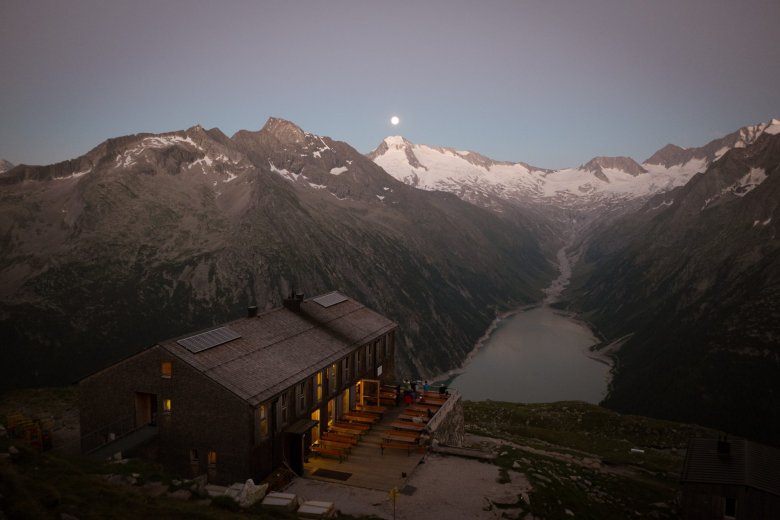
[
  {"left": 582, "top": 156, "right": 647, "bottom": 177},
  {"left": 259, "top": 117, "right": 307, "bottom": 143},
  {"left": 383, "top": 135, "right": 413, "bottom": 148},
  {"left": 0, "top": 159, "right": 14, "bottom": 173}
]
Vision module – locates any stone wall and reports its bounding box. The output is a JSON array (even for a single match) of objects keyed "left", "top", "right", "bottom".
[{"left": 427, "top": 391, "right": 464, "bottom": 447}]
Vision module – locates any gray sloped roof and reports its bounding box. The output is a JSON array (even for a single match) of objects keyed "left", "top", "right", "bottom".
[
  {"left": 680, "top": 438, "right": 780, "bottom": 496},
  {"left": 159, "top": 292, "right": 395, "bottom": 406}
]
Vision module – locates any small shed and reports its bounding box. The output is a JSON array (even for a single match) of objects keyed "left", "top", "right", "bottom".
[{"left": 680, "top": 437, "right": 780, "bottom": 519}]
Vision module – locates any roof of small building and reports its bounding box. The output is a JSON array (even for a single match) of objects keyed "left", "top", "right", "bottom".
[
  {"left": 158, "top": 292, "right": 396, "bottom": 406},
  {"left": 680, "top": 437, "right": 780, "bottom": 496}
]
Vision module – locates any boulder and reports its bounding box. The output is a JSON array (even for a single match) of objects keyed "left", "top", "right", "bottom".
[
  {"left": 237, "top": 479, "right": 268, "bottom": 508},
  {"left": 167, "top": 489, "right": 192, "bottom": 501},
  {"left": 189, "top": 474, "right": 208, "bottom": 498}
]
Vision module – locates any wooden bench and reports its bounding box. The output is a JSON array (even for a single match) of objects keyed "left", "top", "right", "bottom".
[
  {"left": 407, "top": 404, "right": 441, "bottom": 414},
  {"left": 398, "top": 413, "right": 429, "bottom": 423},
  {"left": 310, "top": 445, "right": 345, "bottom": 462},
  {"left": 322, "top": 432, "right": 357, "bottom": 445},
  {"left": 381, "top": 442, "right": 418, "bottom": 456},
  {"left": 328, "top": 426, "right": 362, "bottom": 439},
  {"left": 391, "top": 420, "right": 425, "bottom": 432},
  {"left": 383, "top": 431, "right": 420, "bottom": 444},
  {"left": 342, "top": 413, "right": 378, "bottom": 424},
  {"left": 355, "top": 404, "right": 388, "bottom": 415},
  {"left": 319, "top": 439, "right": 352, "bottom": 453},
  {"left": 349, "top": 409, "right": 382, "bottom": 420}
]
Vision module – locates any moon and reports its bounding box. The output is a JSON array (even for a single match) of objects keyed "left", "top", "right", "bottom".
[{"left": 390, "top": 116, "right": 400, "bottom": 126}]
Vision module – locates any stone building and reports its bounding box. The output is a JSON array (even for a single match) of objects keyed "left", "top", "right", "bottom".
[
  {"left": 680, "top": 437, "right": 780, "bottom": 519},
  {"left": 80, "top": 291, "right": 396, "bottom": 485}
]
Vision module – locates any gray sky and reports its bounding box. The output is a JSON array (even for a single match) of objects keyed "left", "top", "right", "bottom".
[{"left": 2, "top": 0, "right": 779, "bottom": 169}]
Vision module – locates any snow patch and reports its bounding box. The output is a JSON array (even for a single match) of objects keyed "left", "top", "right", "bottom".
[
  {"left": 115, "top": 135, "right": 199, "bottom": 168},
  {"left": 269, "top": 162, "right": 299, "bottom": 182},
  {"left": 223, "top": 171, "right": 238, "bottom": 183},
  {"left": 376, "top": 195, "right": 385, "bottom": 200},
  {"left": 753, "top": 217, "right": 772, "bottom": 227},
  {"left": 702, "top": 168, "right": 767, "bottom": 210},
  {"left": 55, "top": 167, "right": 92, "bottom": 180},
  {"left": 766, "top": 118, "right": 780, "bottom": 135},
  {"left": 329, "top": 166, "right": 348, "bottom": 175},
  {"left": 650, "top": 199, "right": 674, "bottom": 211},
  {"left": 308, "top": 183, "right": 327, "bottom": 190},
  {"left": 313, "top": 137, "right": 333, "bottom": 159},
  {"left": 713, "top": 146, "right": 730, "bottom": 160},
  {"left": 733, "top": 168, "right": 767, "bottom": 196}
]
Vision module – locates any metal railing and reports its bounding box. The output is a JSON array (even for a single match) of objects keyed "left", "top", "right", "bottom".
[{"left": 80, "top": 414, "right": 138, "bottom": 454}]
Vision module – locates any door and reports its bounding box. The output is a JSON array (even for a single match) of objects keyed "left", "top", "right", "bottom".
[
  {"left": 134, "top": 392, "right": 157, "bottom": 427},
  {"left": 287, "top": 433, "right": 305, "bottom": 475}
]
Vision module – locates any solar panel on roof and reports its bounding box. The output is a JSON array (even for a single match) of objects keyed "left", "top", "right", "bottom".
[
  {"left": 312, "top": 292, "right": 348, "bottom": 308},
  {"left": 176, "top": 326, "right": 241, "bottom": 354}
]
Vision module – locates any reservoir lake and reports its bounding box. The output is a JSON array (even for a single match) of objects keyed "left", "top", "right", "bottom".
[{"left": 449, "top": 306, "right": 610, "bottom": 404}]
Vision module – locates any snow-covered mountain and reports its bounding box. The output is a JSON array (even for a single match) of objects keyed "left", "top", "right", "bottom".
[
  {"left": 369, "top": 119, "right": 780, "bottom": 214},
  {"left": 0, "top": 159, "right": 13, "bottom": 173}
]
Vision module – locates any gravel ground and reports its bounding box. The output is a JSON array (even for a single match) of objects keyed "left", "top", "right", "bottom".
[{"left": 284, "top": 452, "right": 531, "bottom": 519}]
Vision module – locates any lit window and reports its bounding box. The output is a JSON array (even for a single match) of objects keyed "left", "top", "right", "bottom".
[
  {"left": 258, "top": 404, "right": 268, "bottom": 438},
  {"left": 161, "top": 361, "right": 172, "bottom": 378},
  {"left": 163, "top": 399, "right": 172, "bottom": 413},
  {"left": 207, "top": 451, "right": 217, "bottom": 466},
  {"left": 316, "top": 372, "right": 323, "bottom": 403}
]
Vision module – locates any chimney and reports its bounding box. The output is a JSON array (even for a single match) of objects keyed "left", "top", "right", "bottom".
[
  {"left": 717, "top": 436, "right": 731, "bottom": 455},
  {"left": 247, "top": 305, "right": 258, "bottom": 318},
  {"left": 283, "top": 290, "right": 305, "bottom": 313}
]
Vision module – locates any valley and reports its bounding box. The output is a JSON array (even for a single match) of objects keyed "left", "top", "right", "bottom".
[{"left": 2, "top": 116, "right": 779, "bottom": 443}]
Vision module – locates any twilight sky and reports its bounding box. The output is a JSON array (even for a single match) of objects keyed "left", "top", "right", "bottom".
[{"left": 2, "top": 0, "right": 779, "bottom": 170}]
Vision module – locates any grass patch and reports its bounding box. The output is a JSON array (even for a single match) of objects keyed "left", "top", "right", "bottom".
[{"left": 465, "top": 400, "right": 720, "bottom": 519}]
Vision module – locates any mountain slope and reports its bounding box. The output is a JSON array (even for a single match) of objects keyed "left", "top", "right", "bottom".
[
  {"left": 0, "top": 119, "right": 554, "bottom": 388},
  {"left": 563, "top": 129, "right": 780, "bottom": 442}
]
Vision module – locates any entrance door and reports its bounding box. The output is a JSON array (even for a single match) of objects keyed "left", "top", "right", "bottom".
[
  {"left": 287, "top": 433, "right": 305, "bottom": 475},
  {"left": 134, "top": 392, "right": 157, "bottom": 427}
]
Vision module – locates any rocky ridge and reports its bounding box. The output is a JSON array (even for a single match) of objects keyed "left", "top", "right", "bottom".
[{"left": 0, "top": 118, "right": 553, "bottom": 389}]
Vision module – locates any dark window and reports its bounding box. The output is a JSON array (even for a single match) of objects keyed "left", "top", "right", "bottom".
[
  {"left": 281, "top": 392, "right": 289, "bottom": 424},
  {"left": 724, "top": 497, "right": 737, "bottom": 518}
]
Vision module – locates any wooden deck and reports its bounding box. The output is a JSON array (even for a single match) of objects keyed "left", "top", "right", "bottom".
[{"left": 303, "top": 405, "right": 427, "bottom": 490}]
